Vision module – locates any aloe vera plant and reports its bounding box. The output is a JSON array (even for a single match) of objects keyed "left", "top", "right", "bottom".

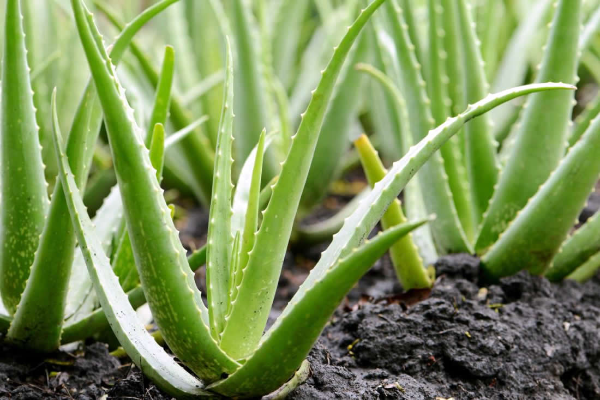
[
  {"left": 355, "top": 0, "right": 600, "bottom": 284},
  {"left": 49, "top": 0, "right": 569, "bottom": 397}
]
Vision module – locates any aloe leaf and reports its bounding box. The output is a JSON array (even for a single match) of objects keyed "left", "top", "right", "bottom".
[
  {"left": 271, "top": 0, "right": 309, "bottom": 89},
  {"left": 184, "top": 0, "right": 224, "bottom": 146},
  {"left": 219, "top": 0, "right": 388, "bottom": 360},
  {"left": 455, "top": 0, "right": 500, "bottom": 226},
  {"left": 428, "top": 0, "right": 476, "bottom": 242},
  {"left": 181, "top": 71, "right": 225, "bottom": 107},
  {"left": 546, "top": 211, "right": 600, "bottom": 282},
  {"left": 237, "top": 130, "right": 266, "bottom": 276},
  {"left": 71, "top": 0, "right": 238, "bottom": 381},
  {"left": 230, "top": 0, "right": 278, "bottom": 178},
  {"left": 231, "top": 132, "right": 274, "bottom": 237},
  {"left": 567, "top": 251, "right": 600, "bottom": 283},
  {"left": 94, "top": 0, "right": 215, "bottom": 207},
  {"left": 7, "top": 91, "right": 83, "bottom": 351},
  {"left": 51, "top": 106, "right": 210, "bottom": 399},
  {"left": 580, "top": 5, "right": 600, "bottom": 56},
  {"left": 490, "top": 0, "right": 553, "bottom": 139},
  {"left": 476, "top": 0, "right": 581, "bottom": 254},
  {"left": 21, "top": 0, "right": 58, "bottom": 182},
  {"left": 382, "top": 0, "right": 471, "bottom": 254},
  {"left": 481, "top": 111, "right": 600, "bottom": 279},
  {"left": 206, "top": 38, "right": 235, "bottom": 339},
  {"left": 62, "top": 0, "right": 184, "bottom": 324},
  {"left": 303, "top": 83, "right": 574, "bottom": 295},
  {"left": 353, "top": 61, "right": 438, "bottom": 265},
  {"left": 146, "top": 46, "right": 175, "bottom": 147},
  {"left": 301, "top": 21, "right": 369, "bottom": 213},
  {"left": 209, "top": 220, "right": 426, "bottom": 398},
  {"left": 367, "top": 25, "right": 403, "bottom": 161},
  {"left": 354, "top": 134, "right": 431, "bottom": 289},
  {"left": 0, "top": 0, "right": 50, "bottom": 315},
  {"left": 569, "top": 94, "right": 600, "bottom": 147}
]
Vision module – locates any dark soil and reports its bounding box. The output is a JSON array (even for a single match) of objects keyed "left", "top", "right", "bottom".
[{"left": 0, "top": 186, "right": 598, "bottom": 399}]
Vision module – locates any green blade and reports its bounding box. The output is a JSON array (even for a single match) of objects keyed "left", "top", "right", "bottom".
[
  {"left": 209, "top": 220, "right": 426, "bottom": 398},
  {"left": 51, "top": 103, "right": 211, "bottom": 399},
  {"left": 481, "top": 112, "right": 600, "bottom": 279},
  {"left": 546, "top": 212, "right": 600, "bottom": 282},
  {"left": 301, "top": 18, "right": 369, "bottom": 213},
  {"left": 567, "top": 251, "right": 600, "bottom": 283},
  {"left": 146, "top": 46, "right": 175, "bottom": 147},
  {"left": 206, "top": 38, "right": 235, "bottom": 339},
  {"left": 476, "top": 0, "right": 582, "bottom": 253},
  {"left": 230, "top": 0, "right": 278, "bottom": 178},
  {"left": 94, "top": 0, "right": 215, "bottom": 207},
  {"left": 428, "top": 0, "right": 475, "bottom": 241},
  {"left": 455, "top": 0, "right": 500, "bottom": 226},
  {"left": 0, "top": 0, "right": 50, "bottom": 315},
  {"left": 219, "top": 0, "right": 388, "bottom": 360},
  {"left": 354, "top": 134, "right": 431, "bottom": 290},
  {"left": 71, "top": 0, "right": 238, "bottom": 381}
]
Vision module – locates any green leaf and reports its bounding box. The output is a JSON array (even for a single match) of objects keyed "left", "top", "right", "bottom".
[
  {"left": 301, "top": 20, "right": 369, "bottom": 213},
  {"left": 429, "top": 0, "right": 475, "bottom": 242},
  {"left": 546, "top": 212, "right": 600, "bottom": 281},
  {"left": 219, "top": 0, "right": 388, "bottom": 360},
  {"left": 50, "top": 102, "right": 210, "bottom": 398},
  {"left": 489, "top": 0, "right": 553, "bottom": 138},
  {"left": 230, "top": 0, "right": 278, "bottom": 178},
  {"left": 209, "top": 220, "right": 427, "bottom": 398},
  {"left": 146, "top": 46, "right": 175, "bottom": 147},
  {"left": 0, "top": 0, "right": 50, "bottom": 315},
  {"left": 476, "top": 0, "right": 582, "bottom": 254},
  {"left": 455, "top": 0, "right": 500, "bottom": 226},
  {"left": 206, "top": 38, "right": 235, "bottom": 339},
  {"left": 567, "top": 251, "right": 600, "bottom": 283},
  {"left": 354, "top": 134, "right": 431, "bottom": 289},
  {"left": 481, "top": 109, "right": 600, "bottom": 279},
  {"left": 94, "top": 0, "right": 215, "bottom": 207},
  {"left": 71, "top": 0, "right": 238, "bottom": 381}
]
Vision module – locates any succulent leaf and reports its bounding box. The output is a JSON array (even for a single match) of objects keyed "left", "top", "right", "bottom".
[
  {"left": 206, "top": 38, "right": 235, "bottom": 339},
  {"left": 455, "top": 0, "right": 500, "bottom": 226},
  {"left": 50, "top": 100, "right": 210, "bottom": 398},
  {"left": 71, "top": 0, "right": 238, "bottom": 381},
  {"left": 354, "top": 134, "right": 431, "bottom": 289},
  {"left": 546, "top": 211, "right": 600, "bottom": 282},
  {"left": 476, "top": 0, "right": 582, "bottom": 254},
  {"left": 0, "top": 0, "right": 49, "bottom": 315},
  {"left": 481, "top": 109, "right": 600, "bottom": 279}
]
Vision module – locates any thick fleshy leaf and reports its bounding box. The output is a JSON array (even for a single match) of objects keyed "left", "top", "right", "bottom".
[
  {"left": 71, "top": 0, "right": 238, "bottom": 381},
  {"left": 0, "top": 0, "right": 49, "bottom": 316},
  {"left": 481, "top": 110, "right": 600, "bottom": 279},
  {"left": 51, "top": 103, "right": 210, "bottom": 398},
  {"left": 206, "top": 38, "right": 235, "bottom": 338},
  {"left": 546, "top": 211, "right": 600, "bottom": 282},
  {"left": 476, "top": 0, "right": 582, "bottom": 254}
]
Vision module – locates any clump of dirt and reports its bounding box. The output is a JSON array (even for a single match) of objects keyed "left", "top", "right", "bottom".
[{"left": 289, "top": 254, "right": 600, "bottom": 400}]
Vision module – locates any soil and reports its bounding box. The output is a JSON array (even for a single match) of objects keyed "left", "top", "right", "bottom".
[{"left": 0, "top": 188, "right": 598, "bottom": 399}]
